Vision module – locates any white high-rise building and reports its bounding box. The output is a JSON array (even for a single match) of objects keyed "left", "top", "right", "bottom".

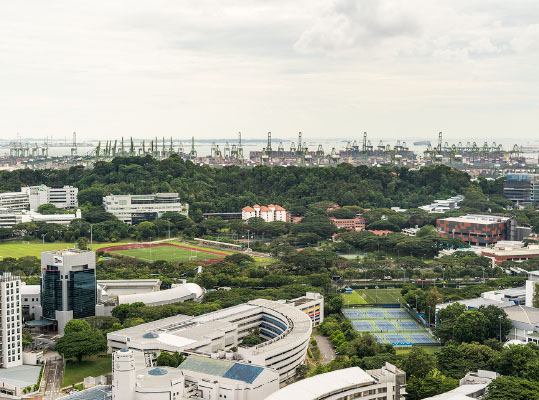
[
  {"left": 103, "top": 193, "right": 189, "bottom": 224},
  {"left": 0, "top": 273, "right": 22, "bottom": 368}
]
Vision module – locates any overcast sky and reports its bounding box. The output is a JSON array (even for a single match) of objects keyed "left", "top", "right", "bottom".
[{"left": 1, "top": 0, "right": 539, "bottom": 142}]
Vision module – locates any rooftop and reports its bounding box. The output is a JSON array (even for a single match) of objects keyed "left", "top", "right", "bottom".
[
  {"left": 179, "top": 355, "right": 265, "bottom": 384},
  {"left": 438, "top": 297, "right": 516, "bottom": 310},
  {"left": 265, "top": 367, "right": 375, "bottom": 400},
  {"left": 504, "top": 305, "right": 539, "bottom": 325},
  {"left": 439, "top": 214, "right": 511, "bottom": 224},
  {"left": 61, "top": 386, "right": 111, "bottom": 400},
  {"left": 0, "top": 365, "right": 42, "bottom": 388},
  {"left": 118, "top": 283, "right": 203, "bottom": 305}
]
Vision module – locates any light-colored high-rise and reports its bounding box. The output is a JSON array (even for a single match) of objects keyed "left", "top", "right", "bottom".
[{"left": 0, "top": 273, "right": 22, "bottom": 368}]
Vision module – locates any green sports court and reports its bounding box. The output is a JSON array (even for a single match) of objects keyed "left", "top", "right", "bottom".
[{"left": 342, "top": 306, "right": 437, "bottom": 346}]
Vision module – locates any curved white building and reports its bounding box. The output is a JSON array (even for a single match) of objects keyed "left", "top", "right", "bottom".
[
  {"left": 117, "top": 283, "right": 205, "bottom": 306},
  {"left": 108, "top": 297, "right": 313, "bottom": 381},
  {"left": 265, "top": 364, "right": 406, "bottom": 400}
]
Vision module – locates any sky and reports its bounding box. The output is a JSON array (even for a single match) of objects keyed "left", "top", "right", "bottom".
[{"left": 1, "top": 0, "right": 539, "bottom": 143}]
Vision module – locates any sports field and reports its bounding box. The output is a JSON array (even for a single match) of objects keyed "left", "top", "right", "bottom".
[
  {"left": 342, "top": 290, "right": 367, "bottom": 305},
  {"left": 0, "top": 240, "right": 133, "bottom": 259},
  {"left": 101, "top": 243, "right": 230, "bottom": 263},
  {"left": 358, "top": 288, "right": 402, "bottom": 304},
  {"left": 342, "top": 288, "right": 402, "bottom": 305},
  {"left": 343, "top": 306, "right": 437, "bottom": 346}
]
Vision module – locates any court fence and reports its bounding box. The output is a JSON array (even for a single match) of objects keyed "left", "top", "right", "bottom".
[
  {"left": 345, "top": 303, "right": 401, "bottom": 308},
  {"left": 403, "top": 303, "right": 428, "bottom": 328}
]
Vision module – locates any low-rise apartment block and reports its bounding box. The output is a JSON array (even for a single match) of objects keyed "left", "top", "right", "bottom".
[
  {"left": 103, "top": 193, "right": 189, "bottom": 224},
  {"left": 329, "top": 216, "right": 365, "bottom": 231},
  {"left": 241, "top": 204, "right": 290, "bottom": 222}
]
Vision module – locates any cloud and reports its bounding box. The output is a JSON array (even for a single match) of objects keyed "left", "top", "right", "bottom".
[{"left": 294, "top": 0, "right": 420, "bottom": 55}]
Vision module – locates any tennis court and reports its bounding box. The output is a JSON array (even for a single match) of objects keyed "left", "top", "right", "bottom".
[
  {"left": 409, "top": 334, "right": 434, "bottom": 344},
  {"left": 398, "top": 321, "right": 419, "bottom": 330},
  {"left": 375, "top": 321, "right": 397, "bottom": 331},
  {"left": 366, "top": 310, "right": 385, "bottom": 318},
  {"left": 343, "top": 309, "right": 364, "bottom": 319},
  {"left": 342, "top": 306, "right": 438, "bottom": 346},
  {"left": 386, "top": 310, "right": 409, "bottom": 318},
  {"left": 352, "top": 321, "right": 373, "bottom": 331}
]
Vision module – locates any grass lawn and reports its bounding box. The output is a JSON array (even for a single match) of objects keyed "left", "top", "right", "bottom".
[
  {"left": 342, "top": 290, "right": 367, "bottom": 305},
  {"left": 112, "top": 245, "right": 225, "bottom": 263},
  {"left": 170, "top": 241, "right": 235, "bottom": 255},
  {"left": 62, "top": 354, "right": 112, "bottom": 387},
  {"left": 0, "top": 240, "right": 132, "bottom": 259},
  {"left": 396, "top": 347, "right": 440, "bottom": 355},
  {"left": 357, "top": 288, "right": 402, "bottom": 304}
]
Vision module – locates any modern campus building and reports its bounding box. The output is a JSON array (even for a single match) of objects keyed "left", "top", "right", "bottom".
[
  {"left": 482, "top": 243, "right": 539, "bottom": 266},
  {"left": 103, "top": 193, "right": 189, "bottom": 224},
  {"left": 111, "top": 350, "right": 279, "bottom": 400},
  {"left": 419, "top": 195, "right": 464, "bottom": 213},
  {"left": 39, "top": 249, "right": 97, "bottom": 334},
  {"left": 265, "top": 364, "right": 406, "bottom": 400},
  {"left": 503, "top": 173, "right": 539, "bottom": 204},
  {"left": 422, "top": 370, "right": 496, "bottom": 400},
  {"left": 0, "top": 273, "right": 22, "bottom": 369},
  {"left": 241, "top": 204, "right": 290, "bottom": 222},
  {"left": 0, "top": 185, "right": 78, "bottom": 211},
  {"left": 284, "top": 292, "right": 324, "bottom": 327},
  {"left": 436, "top": 214, "right": 531, "bottom": 246},
  {"left": 117, "top": 283, "right": 204, "bottom": 306},
  {"left": 20, "top": 284, "right": 41, "bottom": 321},
  {"left": 0, "top": 208, "right": 82, "bottom": 228},
  {"left": 108, "top": 297, "right": 316, "bottom": 382},
  {"left": 328, "top": 217, "right": 365, "bottom": 231}
]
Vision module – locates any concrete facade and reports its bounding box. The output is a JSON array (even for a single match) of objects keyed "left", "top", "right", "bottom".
[
  {"left": 0, "top": 273, "right": 22, "bottom": 369},
  {"left": 103, "top": 193, "right": 189, "bottom": 224}
]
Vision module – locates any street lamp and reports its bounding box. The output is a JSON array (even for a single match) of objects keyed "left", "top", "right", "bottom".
[
  {"left": 149, "top": 236, "right": 152, "bottom": 262},
  {"left": 42, "top": 234, "right": 45, "bottom": 251}
]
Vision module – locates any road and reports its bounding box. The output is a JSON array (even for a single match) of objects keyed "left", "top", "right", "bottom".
[
  {"left": 314, "top": 334, "right": 335, "bottom": 365},
  {"left": 43, "top": 358, "right": 63, "bottom": 400}
]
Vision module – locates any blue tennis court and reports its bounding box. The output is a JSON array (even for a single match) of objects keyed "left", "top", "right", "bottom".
[
  {"left": 386, "top": 310, "right": 408, "bottom": 318},
  {"left": 375, "top": 321, "right": 396, "bottom": 330},
  {"left": 343, "top": 309, "right": 364, "bottom": 319},
  {"left": 374, "top": 334, "right": 385, "bottom": 343},
  {"left": 366, "top": 310, "right": 385, "bottom": 318},
  {"left": 352, "top": 321, "right": 373, "bottom": 331},
  {"left": 409, "top": 334, "right": 434, "bottom": 344},
  {"left": 398, "top": 321, "right": 418, "bottom": 330},
  {"left": 385, "top": 334, "right": 409, "bottom": 345}
]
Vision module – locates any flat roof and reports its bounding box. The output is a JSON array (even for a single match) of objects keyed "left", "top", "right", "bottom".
[
  {"left": 179, "top": 355, "right": 265, "bottom": 384},
  {"left": 265, "top": 367, "right": 374, "bottom": 400},
  {"left": 504, "top": 305, "right": 539, "bottom": 324},
  {"left": 439, "top": 214, "right": 510, "bottom": 224},
  {"left": 21, "top": 284, "right": 40, "bottom": 295},
  {"left": 61, "top": 385, "right": 111, "bottom": 400},
  {"left": 438, "top": 297, "right": 515, "bottom": 310},
  {"left": 0, "top": 365, "right": 42, "bottom": 388}
]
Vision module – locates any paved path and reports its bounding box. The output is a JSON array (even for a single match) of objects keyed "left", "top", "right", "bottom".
[
  {"left": 314, "top": 334, "right": 335, "bottom": 365},
  {"left": 43, "top": 358, "right": 63, "bottom": 400}
]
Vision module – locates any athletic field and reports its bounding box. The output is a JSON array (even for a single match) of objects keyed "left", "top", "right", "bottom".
[
  {"left": 342, "top": 288, "right": 402, "bottom": 305},
  {"left": 0, "top": 241, "right": 133, "bottom": 259},
  {"left": 101, "top": 243, "right": 230, "bottom": 263},
  {"left": 343, "top": 306, "right": 437, "bottom": 346}
]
